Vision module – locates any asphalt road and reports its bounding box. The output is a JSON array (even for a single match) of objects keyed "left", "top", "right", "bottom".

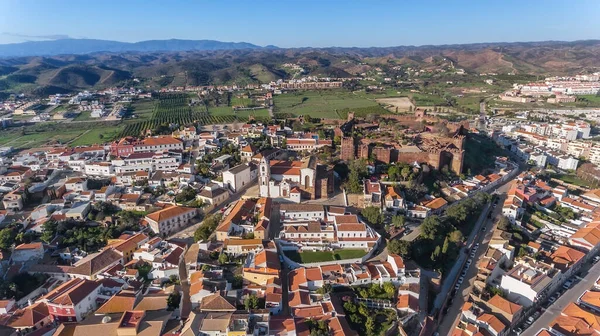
[
  {"left": 522, "top": 259, "right": 600, "bottom": 336},
  {"left": 436, "top": 181, "right": 514, "bottom": 335}
]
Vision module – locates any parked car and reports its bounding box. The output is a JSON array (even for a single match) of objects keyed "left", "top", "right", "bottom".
[
  {"left": 549, "top": 296, "right": 557, "bottom": 304},
  {"left": 563, "top": 280, "right": 573, "bottom": 289}
]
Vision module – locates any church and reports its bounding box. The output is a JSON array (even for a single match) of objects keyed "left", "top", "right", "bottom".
[{"left": 259, "top": 156, "right": 334, "bottom": 203}]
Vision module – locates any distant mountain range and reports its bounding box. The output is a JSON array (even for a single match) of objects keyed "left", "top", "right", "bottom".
[
  {"left": 0, "top": 38, "right": 272, "bottom": 57},
  {"left": 0, "top": 39, "right": 599, "bottom": 97}
]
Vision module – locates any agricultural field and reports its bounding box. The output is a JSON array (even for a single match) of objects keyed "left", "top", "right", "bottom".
[
  {"left": 70, "top": 127, "right": 124, "bottom": 147},
  {"left": 273, "top": 90, "right": 381, "bottom": 119},
  {"left": 208, "top": 106, "right": 269, "bottom": 118},
  {"left": 230, "top": 96, "right": 253, "bottom": 107},
  {"left": 376, "top": 97, "right": 414, "bottom": 112}
]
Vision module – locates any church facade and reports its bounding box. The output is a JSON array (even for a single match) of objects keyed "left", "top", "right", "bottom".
[{"left": 259, "top": 156, "right": 333, "bottom": 203}]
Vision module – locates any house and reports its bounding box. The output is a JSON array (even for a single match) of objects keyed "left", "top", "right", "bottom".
[
  {"left": 5, "top": 302, "right": 52, "bottom": 333},
  {"left": 222, "top": 163, "right": 257, "bottom": 193},
  {"left": 197, "top": 183, "right": 229, "bottom": 208},
  {"left": 42, "top": 278, "right": 102, "bottom": 322},
  {"left": 243, "top": 249, "right": 280, "bottom": 286},
  {"left": 363, "top": 179, "right": 382, "bottom": 208},
  {"left": 65, "top": 178, "right": 88, "bottom": 192},
  {"left": 11, "top": 242, "right": 45, "bottom": 263},
  {"left": 145, "top": 205, "right": 197, "bottom": 237},
  {"left": 65, "top": 202, "right": 91, "bottom": 220},
  {"left": 500, "top": 262, "right": 558, "bottom": 307},
  {"left": 2, "top": 190, "right": 24, "bottom": 211},
  {"left": 486, "top": 294, "right": 523, "bottom": 327},
  {"left": 568, "top": 224, "right": 600, "bottom": 254},
  {"left": 384, "top": 186, "right": 405, "bottom": 212}
]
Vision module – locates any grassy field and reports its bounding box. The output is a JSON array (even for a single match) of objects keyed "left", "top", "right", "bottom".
[
  {"left": 70, "top": 126, "right": 124, "bottom": 146},
  {"left": 553, "top": 173, "right": 597, "bottom": 188},
  {"left": 284, "top": 249, "right": 367, "bottom": 263},
  {"left": 411, "top": 93, "right": 447, "bottom": 106},
  {"left": 209, "top": 106, "right": 269, "bottom": 118},
  {"left": 274, "top": 90, "right": 380, "bottom": 119},
  {"left": 231, "top": 97, "right": 253, "bottom": 107},
  {"left": 73, "top": 111, "right": 93, "bottom": 121}
]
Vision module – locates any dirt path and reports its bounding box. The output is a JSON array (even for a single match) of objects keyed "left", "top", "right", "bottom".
[{"left": 67, "top": 130, "right": 90, "bottom": 144}]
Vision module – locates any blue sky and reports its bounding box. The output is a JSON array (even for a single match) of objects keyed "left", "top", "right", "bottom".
[{"left": 1, "top": 0, "right": 598, "bottom": 47}]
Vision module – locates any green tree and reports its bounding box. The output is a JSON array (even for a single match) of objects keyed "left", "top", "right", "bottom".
[
  {"left": 333, "top": 135, "right": 341, "bottom": 146},
  {"left": 365, "top": 317, "right": 375, "bottom": 335},
  {"left": 361, "top": 206, "right": 383, "bottom": 226},
  {"left": 497, "top": 216, "right": 511, "bottom": 231},
  {"left": 343, "top": 301, "right": 357, "bottom": 313},
  {"left": 392, "top": 215, "right": 406, "bottom": 228},
  {"left": 431, "top": 245, "right": 441, "bottom": 262},
  {"left": 167, "top": 292, "right": 181, "bottom": 311},
  {"left": 442, "top": 237, "right": 450, "bottom": 254},
  {"left": 420, "top": 215, "right": 442, "bottom": 240},
  {"left": 401, "top": 167, "right": 411, "bottom": 181},
  {"left": 388, "top": 239, "right": 411, "bottom": 258},
  {"left": 448, "top": 230, "right": 464, "bottom": 243},
  {"left": 0, "top": 227, "right": 17, "bottom": 250},
  {"left": 218, "top": 253, "right": 228, "bottom": 265},
  {"left": 244, "top": 294, "right": 260, "bottom": 310},
  {"left": 383, "top": 282, "right": 396, "bottom": 297}
]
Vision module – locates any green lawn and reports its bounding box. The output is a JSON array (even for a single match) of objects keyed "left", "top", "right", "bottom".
[
  {"left": 73, "top": 111, "right": 92, "bottom": 121},
  {"left": 70, "top": 126, "right": 123, "bottom": 146},
  {"left": 274, "top": 90, "right": 380, "bottom": 119},
  {"left": 284, "top": 249, "right": 367, "bottom": 263},
  {"left": 411, "top": 93, "right": 447, "bottom": 106},
  {"left": 231, "top": 97, "right": 253, "bottom": 107},
  {"left": 553, "top": 173, "right": 597, "bottom": 188},
  {"left": 209, "top": 106, "right": 236, "bottom": 116}
]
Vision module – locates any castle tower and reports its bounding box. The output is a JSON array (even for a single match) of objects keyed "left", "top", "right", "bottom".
[
  {"left": 259, "top": 157, "right": 271, "bottom": 197},
  {"left": 341, "top": 137, "right": 355, "bottom": 161}
]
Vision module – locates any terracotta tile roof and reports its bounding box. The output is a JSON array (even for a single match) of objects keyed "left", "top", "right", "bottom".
[
  {"left": 334, "top": 215, "right": 361, "bottom": 224},
  {"left": 305, "top": 267, "right": 323, "bottom": 281},
  {"left": 478, "top": 313, "right": 506, "bottom": 333},
  {"left": 487, "top": 294, "right": 522, "bottom": 316},
  {"left": 113, "top": 232, "right": 148, "bottom": 253},
  {"left": 551, "top": 245, "right": 585, "bottom": 265},
  {"left": 254, "top": 250, "right": 280, "bottom": 270},
  {"left": 69, "top": 248, "right": 122, "bottom": 276},
  {"left": 336, "top": 223, "right": 366, "bottom": 231},
  {"left": 288, "top": 290, "right": 310, "bottom": 308},
  {"left": 570, "top": 226, "right": 600, "bottom": 247},
  {"left": 139, "top": 136, "right": 182, "bottom": 146},
  {"left": 289, "top": 268, "right": 307, "bottom": 291},
  {"left": 199, "top": 293, "right": 235, "bottom": 311},
  {"left": 133, "top": 294, "right": 170, "bottom": 311},
  {"left": 145, "top": 205, "right": 195, "bottom": 223},
  {"left": 15, "top": 242, "right": 43, "bottom": 250},
  {"left": 580, "top": 291, "right": 600, "bottom": 310},
  {"left": 7, "top": 302, "right": 49, "bottom": 328},
  {"left": 44, "top": 278, "right": 100, "bottom": 306},
  {"left": 95, "top": 291, "right": 139, "bottom": 314},
  {"left": 424, "top": 197, "right": 448, "bottom": 210},
  {"left": 562, "top": 302, "right": 600, "bottom": 329},
  {"left": 397, "top": 294, "right": 419, "bottom": 311}
]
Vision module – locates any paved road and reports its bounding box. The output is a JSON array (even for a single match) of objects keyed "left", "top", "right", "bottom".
[
  {"left": 436, "top": 180, "right": 515, "bottom": 335},
  {"left": 522, "top": 259, "right": 600, "bottom": 336}
]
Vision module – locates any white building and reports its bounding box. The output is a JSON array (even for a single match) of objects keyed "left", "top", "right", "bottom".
[{"left": 222, "top": 163, "right": 257, "bottom": 193}]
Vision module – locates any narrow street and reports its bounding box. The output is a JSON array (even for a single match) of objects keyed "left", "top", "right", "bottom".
[
  {"left": 435, "top": 180, "right": 515, "bottom": 335},
  {"left": 522, "top": 259, "right": 600, "bottom": 336}
]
